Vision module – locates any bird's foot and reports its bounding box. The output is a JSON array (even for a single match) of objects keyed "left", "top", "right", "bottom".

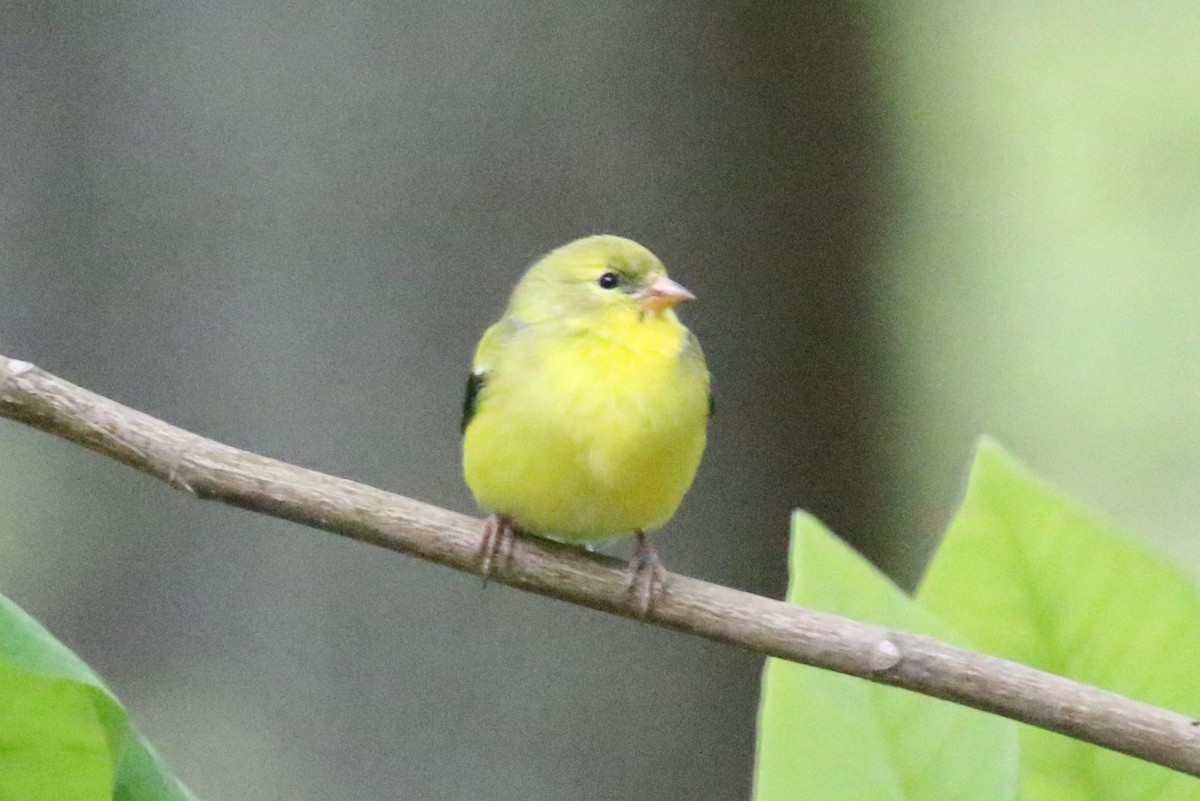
[
  {"left": 626, "top": 531, "right": 667, "bottom": 617},
  {"left": 479, "top": 514, "right": 517, "bottom": 584}
]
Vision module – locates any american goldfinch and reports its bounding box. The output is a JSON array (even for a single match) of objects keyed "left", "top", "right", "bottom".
[{"left": 461, "top": 235, "right": 710, "bottom": 613}]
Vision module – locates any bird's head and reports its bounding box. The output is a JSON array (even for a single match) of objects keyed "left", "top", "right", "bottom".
[{"left": 507, "top": 235, "right": 695, "bottom": 326}]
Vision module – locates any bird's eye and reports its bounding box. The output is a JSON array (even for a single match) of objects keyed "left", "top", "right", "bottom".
[{"left": 598, "top": 272, "right": 620, "bottom": 290}]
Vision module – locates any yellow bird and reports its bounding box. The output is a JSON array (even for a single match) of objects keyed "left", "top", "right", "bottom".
[{"left": 461, "top": 235, "right": 710, "bottom": 612}]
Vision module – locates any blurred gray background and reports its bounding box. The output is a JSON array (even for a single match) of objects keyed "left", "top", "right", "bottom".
[{"left": 3, "top": 2, "right": 1200, "bottom": 799}]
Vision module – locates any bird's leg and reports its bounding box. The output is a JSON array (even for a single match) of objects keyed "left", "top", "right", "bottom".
[
  {"left": 479, "top": 514, "right": 517, "bottom": 584},
  {"left": 627, "top": 530, "right": 667, "bottom": 617}
]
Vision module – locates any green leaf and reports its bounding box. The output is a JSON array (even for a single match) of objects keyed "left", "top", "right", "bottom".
[
  {"left": 753, "top": 512, "right": 1019, "bottom": 801},
  {"left": 0, "top": 661, "right": 113, "bottom": 800},
  {"left": 0, "top": 592, "right": 199, "bottom": 801},
  {"left": 918, "top": 438, "right": 1200, "bottom": 801}
]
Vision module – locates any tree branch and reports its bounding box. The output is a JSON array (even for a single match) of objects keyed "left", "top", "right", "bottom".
[{"left": 2, "top": 353, "right": 1199, "bottom": 777}]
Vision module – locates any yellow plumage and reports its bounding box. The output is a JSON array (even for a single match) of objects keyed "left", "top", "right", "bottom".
[{"left": 462, "top": 235, "right": 709, "bottom": 546}]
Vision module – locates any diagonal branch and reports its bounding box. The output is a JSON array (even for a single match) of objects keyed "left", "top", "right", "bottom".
[{"left": 2, "top": 352, "right": 1199, "bottom": 776}]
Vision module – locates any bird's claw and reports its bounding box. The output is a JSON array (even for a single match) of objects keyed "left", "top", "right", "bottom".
[
  {"left": 627, "top": 531, "right": 667, "bottom": 617},
  {"left": 479, "top": 514, "right": 517, "bottom": 584}
]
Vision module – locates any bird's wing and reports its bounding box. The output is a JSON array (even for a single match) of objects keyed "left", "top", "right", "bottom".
[
  {"left": 461, "top": 373, "right": 486, "bottom": 433},
  {"left": 461, "top": 317, "right": 522, "bottom": 433}
]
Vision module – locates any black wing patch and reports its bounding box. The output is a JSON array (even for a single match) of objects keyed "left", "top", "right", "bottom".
[{"left": 461, "top": 372, "right": 486, "bottom": 433}]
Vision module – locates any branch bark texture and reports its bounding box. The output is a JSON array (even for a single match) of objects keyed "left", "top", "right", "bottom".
[{"left": 2, "top": 353, "right": 1199, "bottom": 777}]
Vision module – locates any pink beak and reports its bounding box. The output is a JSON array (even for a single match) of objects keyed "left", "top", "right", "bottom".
[{"left": 640, "top": 275, "right": 696, "bottom": 313}]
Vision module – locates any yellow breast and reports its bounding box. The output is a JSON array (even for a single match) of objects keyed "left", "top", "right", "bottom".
[{"left": 462, "top": 311, "right": 708, "bottom": 542}]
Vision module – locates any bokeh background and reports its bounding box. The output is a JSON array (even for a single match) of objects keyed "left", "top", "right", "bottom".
[{"left": 3, "top": 2, "right": 1199, "bottom": 799}]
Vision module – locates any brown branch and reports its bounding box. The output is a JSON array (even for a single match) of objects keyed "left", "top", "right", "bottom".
[{"left": 2, "top": 352, "right": 1199, "bottom": 777}]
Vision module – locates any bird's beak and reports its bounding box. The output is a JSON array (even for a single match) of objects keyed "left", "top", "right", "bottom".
[{"left": 640, "top": 275, "right": 696, "bottom": 313}]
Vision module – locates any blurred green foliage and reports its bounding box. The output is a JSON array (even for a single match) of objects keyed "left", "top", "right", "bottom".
[
  {"left": 754, "top": 512, "right": 1018, "bottom": 801},
  {"left": 875, "top": 4, "right": 1200, "bottom": 577},
  {"left": 756, "top": 441, "right": 1200, "bottom": 801},
  {"left": 0, "top": 593, "right": 197, "bottom": 801},
  {"left": 921, "top": 440, "right": 1200, "bottom": 801}
]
